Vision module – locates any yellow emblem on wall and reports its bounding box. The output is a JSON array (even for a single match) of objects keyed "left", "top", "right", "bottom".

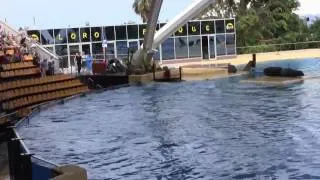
[
  {"left": 226, "top": 23, "right": 234, "bottom": 30},
  {"left": 31, "top": 34, "right": 40, "bottom": 42}
]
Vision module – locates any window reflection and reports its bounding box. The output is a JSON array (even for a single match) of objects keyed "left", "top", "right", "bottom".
[
  {"left": 106, "top": 43, "right": 115, "bottom": 59},
  {"left": 162, "top": 38, "right": 174, "bottom": 60},
  {"left": 188, "top": 36, "right": 201, "bottom": 58},
  {"left": 116, "top": 41, "right": 128, "bottom": 59},
  {"left": 175, "top": 37, "right": 188, "bottom": 59},
  {"left": 226, "top": 34, "right": 236, "bottom": 55},
  {"left": 215, "top": 20, "right": 225, "bottom": 34},
  {"left": 216, "top": 34, "right": 226, "bottom": 56},
  {"left": 41, "top": 30, "right": 54, "bottom": 45},
  {"left": 55, "top": 45, "right": 68, "bottom": 68}
]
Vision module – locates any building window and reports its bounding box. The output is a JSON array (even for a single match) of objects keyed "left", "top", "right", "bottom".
[
  {"left": 92, "top": 42, "right": 103, "bottom": 56},
  {"left": 104, "top": 26, "right": 115, "bottom": 41},
  {"left": 188, "top": 22, "right": 200, "bottom": 36},
  {"left": 27, "top": 30, "right": 41, "bottom": 43},
  {"left": 175, "top": 24, "right": 187, "bottom": 36},
  {"left": 226, "top": 34, "right": 236, "bottom": 55},
  {"left": 175, "top": 37, "right": 188, "bottom": 59},
  {"left": 55, "top": 45, "right": 68, "bottom": 68},
  {"left": 188, "top": 36, "right": 201, "bottom": 58},
  {"left": 67, "top": 28, "right": 80, "bottom": 43},
  {"left": 127, "top": 25, "right": 138, "bottom": 39},
  {"left": 226, "top": 19, "right": 235, "bottom": 33},
  {"left": 215, "top": 20, "right": 225, "bottom": 34},
  {"left": 54, "top": 29, "right": 67, "bottom": 44},
  {"left": 106, "top": 43, "right": 115, "bottom": 59},
  {"left": 116, "top": 26, "right": 127, "bottom": 40},
  {"left": 116, "top": 41, "right": 128, "bottom": 59},
  {"left": 91, "top": 27, "right": 102, "bottom": 42},
  {"left": 162, "top": 38, "right": 174, "bottom": 60},
  {"left": 80, "top": 28, "right": 91, "bottom": 42},
  {"left": 41, "top": 30, "right": 54, "bottom": 45},
  {"left": 216, "top": 34, "right": 226, "bottom": 56}
]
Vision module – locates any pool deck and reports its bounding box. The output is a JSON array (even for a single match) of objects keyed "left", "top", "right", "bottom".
[{"left": 162, "top": 49, "right": 320, "bottom": 68}]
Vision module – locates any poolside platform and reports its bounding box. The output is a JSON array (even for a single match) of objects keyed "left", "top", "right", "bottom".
[{"left": 241, "top": 76, "right": 305, "bottom": 85}]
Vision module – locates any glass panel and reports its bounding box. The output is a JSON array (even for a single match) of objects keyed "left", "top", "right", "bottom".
[
  {"left": 67, "top": 28, "right": 80, "bottom": 43},
  {"left": 188, "top": 36, "right": 201, "bottom": 58},
  {"left": 91, "top": 27, "right": 102, "bottom": 41},
  {"left": 104, "top": 26, "right": 115, "bottom": 41},
  {"left": 139, "top": 24, "right": 147, "bottom": 39},
  {"left": 188, "top": 22, "right": 200, "bottom": 36},
  {"left": 116, "top": 41, "right": 128, "bottom": 59},
  {"left": 175, "top": 37, "right": 188, "bottom": 59},
  {"left": 80, "top": 28, "right": 90, "bottom": 42},
  {"left": 92, "top": 43, "right": 103, "bottom": 60},
  {"left": 69, "top": 45, "right": 79, "bottom": 66},
  {"left": 202, "top": 36, "right": 209, "bottom": 59},
  {"left": 54, "top": 29, "right": 67, "bottom": 44},
  {"left": 161, "top": 38, "right": 174, "bottom": 60},
  {"left": 209, "top": 36, "right": 216, "bottom": 58},
  {"left": 128, "top": 41, "right": 138, "bottom": 53},
  {"left": 27, "top": 30, "right": 41, "bottom": 43},
  {"left": 55, "top": 45, "right": 68, "bottom": 68},
  {"left": 106, "top": 43, "right": 115, "bottom": 59},
  {"left": 81, "top": 44, "right": 91, "bottom": 55},
  {"left": 215, "top": 20, "right": 225, "bottom": 34},
  {"left": 226, "top": 19, "right": 235, "bottom": 33},
  {"left": 115, "top": 26, "right": 127, "bottom": 40},
  {"left": 41, "top": 30, "right": 54, "bottom": 45},
  {"left": 44, "top": 46, "right": 54, "bottom": 52},
  {"left": 127, "top": 25, "right": 138, "bottom": 39},
  {"left": 216, "top": 34, "right": 226, "bottom": 56},
  {"left": 201, "top": 21, "right": 215, "bottom": 35},
  {"left": 175, "top": 24, "right": 187, "bottom": 36},
  {"left": 226, "top": 34, "right": 236, "bottom": 55}
]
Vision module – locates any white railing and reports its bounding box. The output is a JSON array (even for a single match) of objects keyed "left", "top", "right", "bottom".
[{"left": 0, "top": 20, "right": 61, "bottom": 73}]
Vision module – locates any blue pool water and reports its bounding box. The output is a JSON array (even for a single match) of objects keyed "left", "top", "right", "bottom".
[{"left": 19, "top": 59, "right": 320, "bottom": 179}]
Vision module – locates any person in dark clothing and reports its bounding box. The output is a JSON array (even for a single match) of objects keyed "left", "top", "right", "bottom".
[{"left": 75, "top": 53, "right": 82, "bottom": 74}]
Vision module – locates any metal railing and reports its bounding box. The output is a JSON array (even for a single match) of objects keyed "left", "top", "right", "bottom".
[
  {"left": 2, "top": 111, "right": 61, "bottom": 180},
  {"left": 236, "top": 40, "right": 320, "bottom": 54}
]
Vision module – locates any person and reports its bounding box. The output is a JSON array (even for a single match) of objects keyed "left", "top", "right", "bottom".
[
  {"left": 40, "top": 59, "right": 48, "bottom": 77},
  {"left": 75, "top": 52, "right": 82, "bottom": 75},
  {"left": 48, "top": 56, "right": 55, "bottom": 75},
  {"left": 85, "top": 54, "right": 93, "bottom": 74},
  {"left": 18, "top": 27, "right": 27, "bottom": 45}
]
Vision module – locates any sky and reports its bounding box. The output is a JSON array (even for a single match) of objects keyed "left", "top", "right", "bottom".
[{"left": 0, "top": 0, "right": 319, "bottom": 30}]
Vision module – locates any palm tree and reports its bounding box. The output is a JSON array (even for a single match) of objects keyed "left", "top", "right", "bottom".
[{"left": 133, "top": 0, "right": 152, "bottom": 23}]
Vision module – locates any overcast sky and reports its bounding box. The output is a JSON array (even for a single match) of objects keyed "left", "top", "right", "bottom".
[{"left": 0, "top": 0, "right": 319, "bottom": 29}]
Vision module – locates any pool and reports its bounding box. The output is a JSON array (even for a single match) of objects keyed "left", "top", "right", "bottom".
[{"left": 19, "top": 59, "right": 320, "bottom": 179}]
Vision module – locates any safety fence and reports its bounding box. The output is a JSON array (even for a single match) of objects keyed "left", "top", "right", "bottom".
[
  {"left": 3, "top": 112, "right": 61, "bottom": 180},
  {"left": 237, "top": 41, "right": 320, "bottom": 54}
]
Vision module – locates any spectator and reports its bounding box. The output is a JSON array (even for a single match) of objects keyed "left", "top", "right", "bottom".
[
  {"left": 47, "top": 57, "right": 55, "bottom": 75},
  {"left": 18, "top": 27, "right": 27, "bottom": 45},
  {"left": 40, "top": 59, "right": 48, "bottom": 77},
  {"left": 75, "top": 52, "right": 82, "bottom": 75}
]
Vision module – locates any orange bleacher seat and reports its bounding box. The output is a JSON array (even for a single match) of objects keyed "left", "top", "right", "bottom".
[
  {"left": 6, "top": 49, "right": 14, "bottom": 56},
  {"left": 23, "top": 55, "right": 33, "bottom": 61}
]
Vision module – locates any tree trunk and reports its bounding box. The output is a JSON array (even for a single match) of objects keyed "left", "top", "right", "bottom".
[{"left": 131, "top": 0, "right": 163, "bottom": 74}]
